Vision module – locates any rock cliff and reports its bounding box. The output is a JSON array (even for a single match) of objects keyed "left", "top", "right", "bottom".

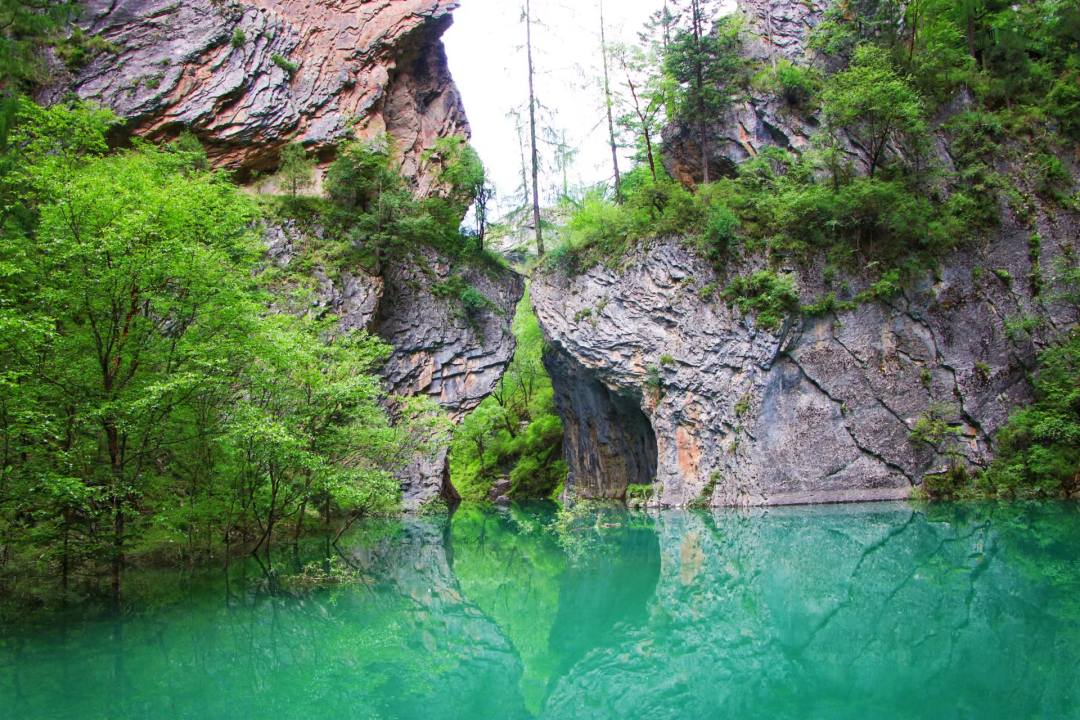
[
  {"left": 534, "top": 207, "right": 1077, "bottom": 507},
  {"left": 46, "top": 0, "right": 468, "bottom": 185},
  {"left": 266, "top": 222, "right": 524, "bottom": 506},
  {"left": 535, "top": 0, "right": 1080, "bottom": 507}
]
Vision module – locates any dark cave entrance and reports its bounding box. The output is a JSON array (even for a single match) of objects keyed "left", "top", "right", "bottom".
[{"left": 543, "top": 348, "right": 659, "bottom": 499}]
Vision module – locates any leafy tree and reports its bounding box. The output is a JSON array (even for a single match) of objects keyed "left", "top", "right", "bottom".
[
  {"left": 612, "top": 42, "right": 666, "bottom": 183},
  {"left": 0, "top": 107, "right": 417, "bottom": 595},
  {"left": 821, "top": 45, "right": 927, "bottom": 179}
]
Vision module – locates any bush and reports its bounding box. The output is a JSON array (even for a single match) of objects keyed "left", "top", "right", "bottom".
[
  {"left": 981, "top": 331, "right": 1080, "bottom": 498},
  {"left": 272, "top": 54, "right": 298, "bottom": 75},
  {"left": 722, "top": 271, "right": 799, "bottom": 331}
]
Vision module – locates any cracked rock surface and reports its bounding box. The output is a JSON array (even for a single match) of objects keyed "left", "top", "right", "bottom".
[
  {"left": 45, "top": 0, "right": 468, "bottom": 185},
  {"left": 533, "top": 196, "right": 1078, "bottom": 506},
  {"left": 265, "top": 221, "right": 524, "bottom": 506}
]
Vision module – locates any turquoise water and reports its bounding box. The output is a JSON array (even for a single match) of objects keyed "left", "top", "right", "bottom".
[{"left": 2, "top": 502, "right": 1080, "bottom": 719}]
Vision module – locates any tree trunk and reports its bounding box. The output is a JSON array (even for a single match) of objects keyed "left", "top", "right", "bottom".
[
  {"left": 106, "top": 420, "right": 124, "bottom": 601},
  {"left": 692, "top": 0, "right": 710, "bottom": 185},
  {"left": 526, "top": 0, "right": 545, "bottom": 257},
  {"left": 627, "top": 77, "right": 657, "bottom": 182},
  {"left": 600, "top": 0, "right": 621, "bottom": 201},
  {"left": 968, "top": 9, "right": 976, "bottom": 60}
]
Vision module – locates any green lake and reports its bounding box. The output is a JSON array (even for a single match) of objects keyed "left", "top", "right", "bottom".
[{"left": 2, "top": 501, "right": 1079, "bottom": 719}]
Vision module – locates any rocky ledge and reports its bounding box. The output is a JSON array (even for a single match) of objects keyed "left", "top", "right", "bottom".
[
  {"left": 45, "top": 0, "right": 467, "bottom": 185},
  {"left": 532, "top": 204, "right": 1079, "bottom": 506}
]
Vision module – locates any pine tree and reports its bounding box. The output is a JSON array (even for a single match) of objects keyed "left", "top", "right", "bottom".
[
  {"left": 524, "top": 0, "right": 545, "bottom": 256},
  {"left": 664, "top": 0, "right": 740, "bottom": 185}
]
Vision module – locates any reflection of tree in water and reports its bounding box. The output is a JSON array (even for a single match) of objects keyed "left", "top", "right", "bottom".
[
  {"left": 451, "top": 501, "right": 662, "bottom": 716},
  {"left": 3, "top": 503, "right": 1080, "bottom": 720}
]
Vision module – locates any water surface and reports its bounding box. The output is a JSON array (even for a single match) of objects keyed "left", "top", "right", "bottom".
[{"left": 2, "top": 502, "right": 1079, "bottom": 719}]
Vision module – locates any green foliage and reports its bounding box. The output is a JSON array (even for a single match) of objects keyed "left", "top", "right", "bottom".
[
  {"left": 910, "top": 403, "right": 962, "bottom": 447},
  {"left": 721, "top": 271, "right": 799, "bottom": 331},
  {"left": 53, "top": 27, "right": 120, "bottom": 71},
  {"left": 980, "top": 330, "right": 1080, "bottom": 498},
  {"left": 754, "top": 60, "right": 823, "bottom": 108},
  {"left": 659, "top": 354, "right": 676, "bottom": 367},
  {"left": 320, "top": 137, "right": 490, "bottom": 264},
  {"left": 0, "top": 0, "right": 79, "bottom": 89},
  {"left": 431, "top": 274, "right": 497, "bottom": 329},
  {"left": 272, "top": 54, "right": 298, "bottom": 75},
  {"left": 821, "top": 45, "right": 928, "bottom": 179},
  {"left": 231, "top": 28, "right": 246, "bottom": 50},
  {"left": 625, "top": 484, "right": 655, "bottom": 503},
  {"left": 449, "top": 290, "right": 566, "bottom": 501},
  {"left": 0, "top": 106, "right": 429, "bottom": 595},
  {"left": 277, "top": 142, "right": 314, "bottom": 198}
]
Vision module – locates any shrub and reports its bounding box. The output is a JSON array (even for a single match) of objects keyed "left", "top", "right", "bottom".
[
  {"left": 722, "top": 271, "right": 799, "bottom": 331},
  {"left": 981, "top": 331, "right": 1080, "bottom": 498},
  {"left": 231, "top": 28, "right": 247, "bottom": 49},
  {"left": 272, "top": 54, "right": 298, "bottom": 75}
]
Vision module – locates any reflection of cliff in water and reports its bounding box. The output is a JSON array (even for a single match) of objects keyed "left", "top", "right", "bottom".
[
  {"left": 2, "top": 503, "right": 1080, "bottom": 720},
  {"left": 540, "top": 503, "right": 1080, "bottom": 720}
]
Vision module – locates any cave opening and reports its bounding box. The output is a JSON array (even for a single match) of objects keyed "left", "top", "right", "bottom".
[{"left": 544, "top": 348, "right": 659, "bottom": 500}]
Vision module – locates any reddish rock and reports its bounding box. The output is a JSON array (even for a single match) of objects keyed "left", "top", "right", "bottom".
[{"left": 44, "top": 0, "right": 468, "bottom": 184}]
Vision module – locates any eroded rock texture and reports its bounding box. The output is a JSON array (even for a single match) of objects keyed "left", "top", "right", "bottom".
[
  {"left": 265, "top": 221, "right": 524, "bottom": 506},
  {"left": 47, "top": 0, "right": 468, "bottom": 184},
  {"left": 533, "top": 198, "right": 1078, "bottom": 506}
]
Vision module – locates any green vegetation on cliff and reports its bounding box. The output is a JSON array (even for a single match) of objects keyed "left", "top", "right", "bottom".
[
  {"left": 552, "top": 0, "right": 1076, "bottom": 286},
  {"left": 450, "top": 290, "right": 566, "bottom": 502}
]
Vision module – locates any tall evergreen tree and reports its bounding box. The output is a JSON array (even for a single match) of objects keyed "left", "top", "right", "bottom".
[
  {"left": 664, "top": 0, "right": 740, "bottom": 185},
  {"left": 525, "top": 0, "right": 545, "bottom": 256}
]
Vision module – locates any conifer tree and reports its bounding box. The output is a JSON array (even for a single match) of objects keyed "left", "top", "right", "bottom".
[{"left": 664, "top": 0, "right": 740, "bottom": 185}]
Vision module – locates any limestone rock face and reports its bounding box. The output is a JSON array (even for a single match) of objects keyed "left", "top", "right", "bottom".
[
  {"left": 739, "top": 0, "right": 829, "bottom": 62},
  {"left": 532, "top": 203, "right": 1079, "bottom": 506},
  {"left": 375, "top": 248, "right": 524, "bottom": 507},
  {"left": 265, "top": 222, "right": 524, "bottom": 506},
  {"left": 48, "top": 0, "right": 468, "bottom": 183}
]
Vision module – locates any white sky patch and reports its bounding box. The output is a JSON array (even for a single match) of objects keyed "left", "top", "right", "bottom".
[{"left": 444, "top": 0, "right": 734, "bottom": 211}]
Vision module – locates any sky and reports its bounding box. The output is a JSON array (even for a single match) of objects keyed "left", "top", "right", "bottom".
[{"left": 443, "top": 0, "right": 734, "bottom": 211}]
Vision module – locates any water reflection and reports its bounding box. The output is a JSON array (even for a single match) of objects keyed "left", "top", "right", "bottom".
[{"left": 0, "top": 502, "right": 1078, "bottom": 719}]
